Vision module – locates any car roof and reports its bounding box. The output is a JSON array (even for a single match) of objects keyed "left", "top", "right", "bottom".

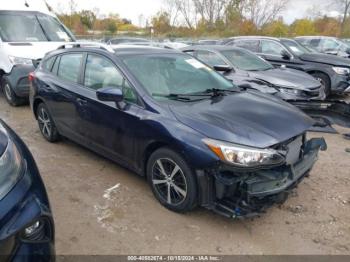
[
  {"left": 295, "top": 36, "right": 337, "bottom": 39},
  {"left": 228, "top": 36, "right": 281, "bottom": 42},
  {"left": 182, "top": 45, "right": 245, "bottom": 52},
  {"left": 46, "top": 43, "right": 181, "bottom": 58}
]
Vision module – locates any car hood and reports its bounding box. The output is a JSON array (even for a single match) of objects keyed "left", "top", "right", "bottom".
[
  {"left": 300, "top": 53, "right": 350, "bottom": 67},
  {"left": 247, "top": 68, "right": 320, "bottom": 90},
  {"left": 169, "top": 91, "right": 314, "bottom": 148},
  {"left": 3, "top": 42, "right": 74, "bottom": 60},
  {"left": 0, "top": 123, "right": 8, "bottom": 156}
]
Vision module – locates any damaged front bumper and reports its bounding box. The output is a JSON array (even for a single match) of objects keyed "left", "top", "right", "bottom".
[{"left": 196, "top": 138, "right": 327, "bottom": 218}]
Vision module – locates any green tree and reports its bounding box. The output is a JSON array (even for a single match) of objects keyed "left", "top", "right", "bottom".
[
  {"left": 151, "top": 11, "right": 171, "bottom": 35},
  {"left": 80, "top": 10, "right": 96, "bottom": 30},
  {"left": 290, "top": 19, "right": 316, "bottom": 36},
  {"left": 262, "top": 19, "right": 289, "bottom": 37}
]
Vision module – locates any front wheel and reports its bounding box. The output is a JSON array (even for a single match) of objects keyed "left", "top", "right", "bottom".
[
  {"left": 147, "top": 148, "right": 197, "bottom": 213},
  {"left": 312, "top": 72, "right": 331, "bottom": 97},
  {"left": 36, "top": 103, "right": 60, "bottom": 143}
]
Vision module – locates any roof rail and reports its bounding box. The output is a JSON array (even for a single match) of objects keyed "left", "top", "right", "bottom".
[{"left": 57, "top": 42, "right": 115, "bottom": 53}]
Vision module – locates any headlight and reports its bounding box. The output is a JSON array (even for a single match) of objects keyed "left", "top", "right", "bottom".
[
  {"left": 8, "top": 56, "right": 33, "bottom": 66},
  {"left": 0, "top": 126, "right": 23, "bottom": 200},
  {"left": 203, "top": 138, "right": 285, "bottom": 168},
  {"left": 332, "top": 67, "right": 350, "bottom": 75},
  {"left": 278, "top": 88, "right": 302, "bottom": 95}
]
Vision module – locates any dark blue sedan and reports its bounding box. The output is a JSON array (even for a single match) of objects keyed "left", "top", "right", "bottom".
[
  {"left": 0, "top": 120, "right": 54, "bottom": 261},
  {"left": 29, "top": 44, "right": 326, "bottom": 218}
]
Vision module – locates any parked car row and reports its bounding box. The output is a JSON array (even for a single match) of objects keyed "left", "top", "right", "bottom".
[{"left": 225, "top": 36, "right": 350, "bottom": 96}]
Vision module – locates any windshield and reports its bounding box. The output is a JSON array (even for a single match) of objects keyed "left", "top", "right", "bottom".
[
  {"left": 0, "top": 12, "right": 74, "bottom": 42},
  {"left": 221, "top": 49, "right": 273, "bottom": 71},
  {"left": 336, "top": 39, "right": 350, "bottom": 52},
  {"left": 122, "top": 54, "right": 235, "bottom": 100},
  {"left": 281, "top": 40, "right": 310, "bottom": 55}
]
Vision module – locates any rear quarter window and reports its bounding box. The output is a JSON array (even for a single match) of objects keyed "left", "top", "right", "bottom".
[{"left": 42, "top": 56, "right": 56, "bottom": 71}]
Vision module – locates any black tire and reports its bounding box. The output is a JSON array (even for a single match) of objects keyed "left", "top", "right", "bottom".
[
  {"left": 312, "top": 72, "right": 331, "bottom": 97},
  {"left": 147, "top": 148, "right": 197, "bottom": 213},
  {"left": 1, "top": 77, "right": 25, "bottom": 106},
  {"left": 36, "top": 103, "right": 60, "bottom": 143}
]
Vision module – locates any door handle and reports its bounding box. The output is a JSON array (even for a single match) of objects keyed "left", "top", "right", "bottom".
[{"left": 76, "top": 98, "right": 88, "bottom": 106}]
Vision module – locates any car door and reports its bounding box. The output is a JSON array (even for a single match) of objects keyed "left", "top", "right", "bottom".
[
  {"left": 258, "top": 40, "right": 299, "bottom": 69},
  {"left": 77, "top": 53, "right": 141, "bottom": 166},
  {"left": 42, "top": 52, "right": 87, "bottom": 143}
]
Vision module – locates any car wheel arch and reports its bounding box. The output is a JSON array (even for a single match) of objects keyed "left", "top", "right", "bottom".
[
  {"left": 142, "top": 141, "right": 191, "bottom": 177},
  {"left": 307, "top": 70, "right": 331, "bottom": 94},
  {"left": 33, "top": 98, "right": 45, "bottom": 119}
]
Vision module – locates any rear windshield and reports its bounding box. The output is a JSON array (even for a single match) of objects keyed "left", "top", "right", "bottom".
[{"left": 0, "top": 12, "right": 74, "bottom": 42}]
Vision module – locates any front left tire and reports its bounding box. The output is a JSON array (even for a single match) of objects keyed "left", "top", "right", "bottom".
[{"left": 147, "top": 148, "right": 198, "bottom": 213}]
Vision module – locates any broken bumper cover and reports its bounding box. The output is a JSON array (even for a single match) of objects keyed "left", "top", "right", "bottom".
[{"left": 197, "top": 138, "right": 327, "bottom": 218}]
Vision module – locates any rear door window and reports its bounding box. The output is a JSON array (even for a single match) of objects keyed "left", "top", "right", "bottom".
[{"left": 57, "top": 53, "right": 83, "bottom": 84}]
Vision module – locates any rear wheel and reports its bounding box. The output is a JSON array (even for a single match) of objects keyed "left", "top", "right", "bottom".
[
  {"left": 312, "top": 72, "right": 331, "bottom": 97},
  {"left": 36, "top": 103, "right": 60, "bottom": 143},
  {"left": 1, "top": 77, "right": 24, "bottom": 106},
  {"left": 147, "top": 148, "right": 197, "bottom": 213}
]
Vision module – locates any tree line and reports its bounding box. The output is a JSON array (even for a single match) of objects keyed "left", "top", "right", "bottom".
[{"left": 50, "top": 0, "right": 350, "bottom": 38}]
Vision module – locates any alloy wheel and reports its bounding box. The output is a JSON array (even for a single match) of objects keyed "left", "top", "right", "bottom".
[
  {"left": 4, "top": 83, "right": 12, "bottom": 101},
  {"left": 152, "top": 158, "right": 187, "bottom": 206},
  {"left": 316, "top": 77, "right": 325, "bottom": 89},
  {"left": 38, "top": 107, "right": 52, "bottom": 139}
]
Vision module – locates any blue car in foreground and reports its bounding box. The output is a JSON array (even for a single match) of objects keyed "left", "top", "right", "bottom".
[
  {"left": 0, "top": 120, "right": 54, "bottom": 261},
  {"left": 30, "top": 44, "right": 327, "bottom": 218}
]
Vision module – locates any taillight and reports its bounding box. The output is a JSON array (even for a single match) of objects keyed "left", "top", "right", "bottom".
[{"left": 28, "top": 72, "right": 35, "bottom": 82}]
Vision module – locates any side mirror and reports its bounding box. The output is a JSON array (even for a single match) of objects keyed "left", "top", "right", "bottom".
[
  {"left": 213, "top": 65, "right": 233, "bottom": 73},
  {"left": 281, "top": 50, "right": 291, "bottom": 60},
  {"left": 97, "top": 87, "right": 123, "bottom": 103},
  {"left": 238, "top": 83, "right": 253, "bottom": 90}
]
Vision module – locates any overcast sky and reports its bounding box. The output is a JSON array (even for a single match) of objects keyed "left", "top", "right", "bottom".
[{"left": 45, "top": 0, "right": 338, "bottom": 26}]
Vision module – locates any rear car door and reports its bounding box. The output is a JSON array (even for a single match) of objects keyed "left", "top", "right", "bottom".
[
  {"left": 40, "top": 52, "right": 87, "bottom": 143},
  {"left": 78, "top": 53, "right": 141, "bottom": 166}
]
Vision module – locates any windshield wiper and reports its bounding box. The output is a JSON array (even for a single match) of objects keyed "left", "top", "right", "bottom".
[
  {"left": 199, "top": 88, "right": 239, "bottom": 97},
  {"left": 153, "top": 93, "right": 212, "bottom": 101}
]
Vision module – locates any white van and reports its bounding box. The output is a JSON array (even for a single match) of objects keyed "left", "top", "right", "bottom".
[{"left": 0, "top": 0, "right": 75, "bottom": 106}]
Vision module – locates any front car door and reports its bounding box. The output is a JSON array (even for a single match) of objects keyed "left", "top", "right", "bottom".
[{"left": 77, "top": 53, "right": 141, "bottom": 168}]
